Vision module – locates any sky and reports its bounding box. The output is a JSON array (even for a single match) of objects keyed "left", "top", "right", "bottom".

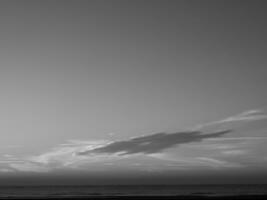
[{"left": 0, "top": 0, "right": 267, "bottom": 185}]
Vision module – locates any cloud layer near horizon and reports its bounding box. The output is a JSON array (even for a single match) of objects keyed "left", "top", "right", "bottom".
[{"left": 1, "top": 108, "right": 267, "bottom": 173}]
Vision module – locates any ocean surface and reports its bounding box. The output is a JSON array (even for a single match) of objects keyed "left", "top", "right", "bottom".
[{"left": 0, "top": 185, "right": 267, "bottom": 198}]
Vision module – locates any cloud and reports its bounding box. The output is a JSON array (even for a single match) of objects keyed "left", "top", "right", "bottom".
[
  {"left": 59, "top": 139, "right": 108, "bottom": 147},
  {"left": 195, "top": 157, "right": 242, "bottom": 168},
  {"left": 150, "top": 154, "right": 241, "bottom": 169},
  {"left": 30, "top": 146, "right": 80, "bottom": 166},
  {"left": 222, "top": 150, "right": 247, "bottom": 155},
  {"left": 29, "top": 140, "right": 111, "bottom": 168},
  {"left": 195, "top": 109, "right": 267, "bottom": 129},
  {"left": 9, "top": 162, "right": 50, "bottom": 173},
  {"left": 4, "top": 108, "right": 266, "bottom": 173},
  {"left": 220, "top": 109, "right": 267, "bottom": 122},
  {"left": 0, "top": 168, "right": 14, "bottom": 173},
  {"left": 77, "top": 130, "right": 231, "bottom": 156},
  {"left": 207, "top": 136, "right": 267, "bottom": 141}
]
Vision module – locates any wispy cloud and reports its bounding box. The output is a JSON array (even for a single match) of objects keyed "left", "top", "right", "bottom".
[
  {"left": 29, "top": 140, "right": 107, "bottom": 166},
  {"left": 221, "top": 150, "right": 247, "bottom": 155},
  {"left": 195, "top": 157, "right": 242, "bottom": 168},
  {"left": 219, "top": 109, "right": 267, "bottom": 122},
  {"left": 76, "top": 130, "right": 231, "bottom": 156},
  {"left": 9, "top": 162, "right": 50, "bottom": 173},
  {"left": 207, "top": 136, "right": 267, "bottom": 141},
  {"left": 150, "top": 154, "right": 242, "bottom": 169},
  {"left": 0, "top": 154, "right": 24, "bottom": 164},
  {"left": 0, "top": 168, "right": 14, "bottom": 173},
  {"left": 195, "top": 109, "right": 267, "bottom": 129}
]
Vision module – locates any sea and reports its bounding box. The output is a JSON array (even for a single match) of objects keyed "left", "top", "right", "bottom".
[{"left": 0, "top": 185, "right": 266, "bottom": 199}]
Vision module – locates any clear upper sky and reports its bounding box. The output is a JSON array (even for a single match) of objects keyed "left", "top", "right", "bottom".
[{"left": 0, "top": 0, "right": 267, "bottom": 185}]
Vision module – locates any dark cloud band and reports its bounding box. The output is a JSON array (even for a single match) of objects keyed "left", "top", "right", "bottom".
[{"left": 77, "top": 130, "right": 231, "bottom": 156}]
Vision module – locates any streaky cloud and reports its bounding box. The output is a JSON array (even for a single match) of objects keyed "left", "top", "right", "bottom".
[
  {"left": 207, "top": 136, "right": 267, "bottom": 141},
  {"left": 9, "top": 162, "right": 50, "bottom": 173},
  {"left": 195, "top": 109, "right": 267, "bottom": 129},
  {"left": 77, "top": 130, "right": 231, "bottom": 156},
  {"left": 0, "top": 168, "right": 14, "bottom": 173}
]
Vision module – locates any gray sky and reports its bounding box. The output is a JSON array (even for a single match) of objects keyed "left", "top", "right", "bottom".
[{"left": 0, "top": 0, "right": 267, "bottom": 185}]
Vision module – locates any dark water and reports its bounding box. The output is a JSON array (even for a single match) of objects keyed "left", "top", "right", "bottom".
[{"left": 0, "top": 185, "right": 267, "bottom": 198}]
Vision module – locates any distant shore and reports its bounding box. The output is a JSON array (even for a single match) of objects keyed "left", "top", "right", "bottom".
[{"left": 0, "top": 195, "right": 267, "bottom": 200}]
